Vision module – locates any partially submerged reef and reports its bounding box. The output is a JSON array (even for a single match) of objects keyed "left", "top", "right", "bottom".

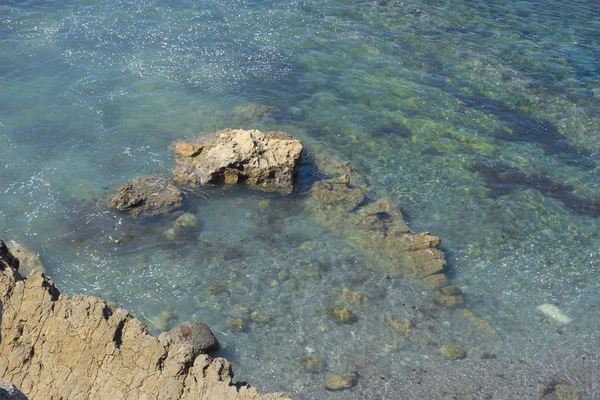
[{"left": 2, "top": 128, "right": 498, "bottom": 398}]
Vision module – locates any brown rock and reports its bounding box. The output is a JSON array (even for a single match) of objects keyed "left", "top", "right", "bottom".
[
  {"left": 325, "top": 373, "right": 353, "bottom": 390},
  {"left": 175, "top": 142, "right": 204, "bottom": 158},
  {"left": 172, "top": 129, "right": 303, "bottom": 194},
  {"left": 0, "top": 265, "right": 289, "bottom": 400},
  {"left": 158, "top": 320, "right": 219, "bottom": 358},
  {"left": 108, "top": 174, "right": 182, "bottom": 218}
]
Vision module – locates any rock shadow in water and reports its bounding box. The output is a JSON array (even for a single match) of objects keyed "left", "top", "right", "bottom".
[{"left": 470, "top": 162, "right": 600, "bottom": 217}]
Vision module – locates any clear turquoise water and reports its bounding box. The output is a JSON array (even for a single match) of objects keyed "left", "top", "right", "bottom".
[{"left": 1, "top": 0, "right": 600, "bottom": 397}]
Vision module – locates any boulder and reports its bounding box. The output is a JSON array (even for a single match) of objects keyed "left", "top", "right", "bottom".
[
  {"left": 0, "top": 264, "right": 289, "bottom": 400},
  {"left": 172, "top": 129, "right": 303, "bottom": 194},
  {"left": 158, "top": 320, "right": 219, "bottom": 358},
  {"left": 108, "top": 174, "right": 182, "bottom": 218}
]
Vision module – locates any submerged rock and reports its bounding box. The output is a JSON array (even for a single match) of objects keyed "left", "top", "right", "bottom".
[
  {"left": 301, "top": 355, "right": 325, "bottom": 374},
  {"left": 0, "top": 239, "right": 19, "bottom": 271},
  {"left": 0, "top": 263, "right": 288, "bottom": 400},
  {"left": 326, "top": 306, "right": 354, "bottom": 324},
  {"left": 172, "top": 129, "right": 303, "bottom": 194},
  {"left": 108, "top": 174, "right": 182, "bottom": 218},
  {"left": 440, "top": 344, "right": 466, "bottom": 359},
  {"left": 6, "top": 242, "right": 45, "bottom": 277},
  {"left": 325, "top": 373, "right": 354, "bottom": 390},
  {"left": 537, "top": 303, "right": 572, "bottom": 325}
]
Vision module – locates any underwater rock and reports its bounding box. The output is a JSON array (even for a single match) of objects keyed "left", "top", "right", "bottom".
[
  {"left": 226, "top": 318, "right": 247, "bottom": 332},
  {"left": 6, "top": 242, "right": 45, "bottom": 277},
  {"left": 0, "top": 239, "right": 19, "bottom": 271},
  {"left": 551, "top": 383, "right": 581, "bottom": 400},
  {"left": 301, "top": 355, "right": 325, "bottom": 374},
  {"left": 158, "top": 320, "right": 219, "bottom": 357},
  {"left": 172, "top": 129, "right": 303, "bottom": 194},
  {"left": 0, "top": 380, "right": 27, "bottom": 400},
  {"left": 324, "top": 373, "right": 354, "bottom": 391},
  {"left": 0, "top": 264, "right": 288, "bottom": 400},
  {"left": 310, "top": 175, "right": 366, "bottom": 215},
  {"left": 440, "top": 344, "right": 466, "bottom": 360},
  {"left": 174, "top": 213, "right": 198, "bottom": 228},
  {"left": 250, "top": 311, "right": 270, "bottom": 325},
  {"left": 537, "top": 303, "right": 572, "bottom": 325},
  {"left": 325, "top": 306, "right": 354, "bottom": 324},
  {"left": 108, "top": 174, "right": 182, "bottom": 218}
]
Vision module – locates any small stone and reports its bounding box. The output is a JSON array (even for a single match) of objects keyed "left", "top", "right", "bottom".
[
  {"left": 326, "top": 306, "right": 354, "bottom": 324},
  {"left": 251, "top": 311, "right": 270, "bottom": 324},
  {"left": 325, "top": 373, "right": 353, "bottom": 390},
  {"left": 226, "top": 318, "right": 246, "bottom": 332},
  {"left": 207, "top": 283, "right": 229, "bottom": 296},
  {"left": 382, "top": 313, "right": 413, "bottom": 333},
  {"left": 554, "top": 383, "right": 580, "bottom": 400},
  {"left": 174, "top": 213, "right": 197, "bottom": 228},
  {"left": 341, "top": 288, "right": 367, "bottom": 304},
  {"left": 301, "top": 355, "right": 325, "bottom": 374},
  {"left": 164, "top": 228, "right": 176, "bottom": 240},
  {"left": 223, "top": 169, "right": 239, "bottom": 185},
  {"left": 537, "top": 303, "right": 571, "bottom": 324},
  {"left": 440, "top": 344, "right": 465, "bottom": 359}
]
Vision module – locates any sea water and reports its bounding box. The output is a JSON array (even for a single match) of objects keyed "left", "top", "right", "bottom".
[{"left": 1, "top": 0, "right": 599, "bottom": 398}]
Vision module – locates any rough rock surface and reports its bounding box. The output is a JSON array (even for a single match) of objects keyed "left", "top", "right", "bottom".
[
  {"left": 0, "top": 380, "right": 27, "bottom": 400},
  {"left": 0, "top": 260, "right": 289, "bottom": 400},
  {"left": 108, "top": 174, "right": 183, "bottom": 218},
  {"left": 172, "top": 129, "right": 303, "bottom": 194},
  {"left": 158, "top": 320, "right": 219, "bottom": 358},
  {"left": 5, "top": 243, "right": 44, "bottom": 277}
]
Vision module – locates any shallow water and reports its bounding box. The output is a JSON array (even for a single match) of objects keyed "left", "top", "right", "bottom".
[{"left": 1, "top": 0, "right": 600, "bottom": 397}]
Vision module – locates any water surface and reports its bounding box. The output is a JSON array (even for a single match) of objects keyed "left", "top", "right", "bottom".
[{"left": 1, "top": 0, "right": 599, "bottom": 397}]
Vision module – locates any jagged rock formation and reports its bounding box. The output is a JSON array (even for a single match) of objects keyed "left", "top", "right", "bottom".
[
  {"left": 0, "top": 246, "right": 289, "bottom": 400},
  {"left": 307, "top": 169, "right": 461, "bottom": 307},
  {"left": 172, "top": 129, "right": 303, "bottom": 194},
  {"left": 108, "top": 174, "right": 183, "bottom": 218}
]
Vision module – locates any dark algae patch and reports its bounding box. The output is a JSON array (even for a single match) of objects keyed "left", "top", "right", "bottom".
[{"left": 471, "top": 162, "right": 600, "bottom": 217}]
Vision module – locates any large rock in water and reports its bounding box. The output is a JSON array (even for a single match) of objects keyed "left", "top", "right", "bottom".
[
  {"left": 107, "top": 174, "right": 183, "bottom": 218},
  {"left": 172, "top": 129, "right": 303, "bottom": 194},
  {"left": 0, "top": 264, "right": 289, "bottom": 400}
]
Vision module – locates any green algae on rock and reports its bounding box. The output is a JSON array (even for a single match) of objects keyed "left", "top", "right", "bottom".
[
  {"left": 325, "top": 373, "right": 354, "bottom": 391},
  {"left": 326, "top": 306, "right": 354, "bottom": 324},
  {"left": 440, "top": 344, "right": 466, "bottom": 359},
  {"left": 301, "top": 355, "right": 325, "bottom": 374}
]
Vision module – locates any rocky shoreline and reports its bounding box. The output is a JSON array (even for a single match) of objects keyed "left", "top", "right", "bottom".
[
  {"left": 0, "top": 239, "right": 289, "bottom": 400},
  {"left": 1, "top": 129, "right": 495, "bottom": 399}
]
